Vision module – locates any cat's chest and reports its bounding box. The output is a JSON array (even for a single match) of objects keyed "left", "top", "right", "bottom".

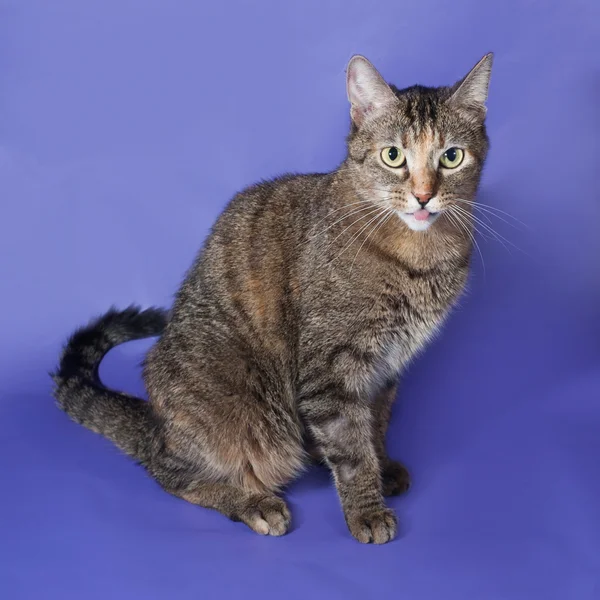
[
  {"left": 363, "top": 267, "right": 467, "bottom": 380},
  {"left": 372, "top": 309, "right": 442, "bottom": 378}
]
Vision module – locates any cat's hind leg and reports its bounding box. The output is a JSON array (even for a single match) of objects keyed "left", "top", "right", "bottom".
[
  {"left": 180, "top": 481, "right": 291, "bottom": 536},
  {"left": 147, "top": 396, "right": 304, "bottom": 536},
  {"left": 150, "top": 452, "right": 293, "bottom": 536}
]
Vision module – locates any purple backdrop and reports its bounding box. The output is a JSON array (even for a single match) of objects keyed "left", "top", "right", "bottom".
[{"left": 1, "top": 1, "right": 599, "bottom": 598}]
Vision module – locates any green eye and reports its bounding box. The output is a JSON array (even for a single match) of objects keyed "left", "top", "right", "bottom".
[
  {"left": 439, "top": 147, "right": 464, "bottom": 169},
  {"left": 381, "top": 146, "right": 406, "bottom": 168}
]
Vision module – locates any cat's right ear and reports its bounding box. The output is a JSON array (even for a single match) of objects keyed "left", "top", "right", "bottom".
[{"left": 346, "top": 55, "right": 398, "bottom": 128}]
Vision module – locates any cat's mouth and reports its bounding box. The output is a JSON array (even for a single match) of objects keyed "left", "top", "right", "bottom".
[
  {"left": 398, "top": 209, "right": 441, "bottom": 231},
  {"left": 410, "top": 209, "right": 436, "bottom": 222}
]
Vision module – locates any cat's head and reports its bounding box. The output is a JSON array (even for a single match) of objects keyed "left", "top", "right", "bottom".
[{"left": 345, "top": 54, "right": 492, "bottom": 232}]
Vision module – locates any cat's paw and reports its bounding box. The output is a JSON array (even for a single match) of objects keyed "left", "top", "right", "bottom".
[
  {"left": 382, "top": 460, "right": 411, "bottom": 496},
  {"left": 346, "top": 507, "right": 397, "bottom": 544},
  {"left": 238, "top": 495, "right": 291, "bottom": 537}
]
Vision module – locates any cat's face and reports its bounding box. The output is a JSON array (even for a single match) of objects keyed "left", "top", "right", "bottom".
[{"left": 345, "top": 55, "right": 492, "bottom": 232}]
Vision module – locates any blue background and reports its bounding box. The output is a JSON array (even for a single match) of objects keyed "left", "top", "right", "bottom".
[{"left": 1, "top": 1, "right": 599, "bottom": 598}]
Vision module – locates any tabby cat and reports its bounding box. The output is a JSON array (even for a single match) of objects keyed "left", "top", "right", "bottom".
[{"left": 53, "top": 53, "right": 493, "bottom": 544}]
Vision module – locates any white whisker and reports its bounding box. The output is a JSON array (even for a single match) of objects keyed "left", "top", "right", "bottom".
[
  {"left": 310, "top": 199, "right": 375, "bottom": 231},
  {"left": 452, "top": 204, "right": 520, "bottom": 254},
  {"left": 456, "top": 198, "right": 529, "bottom": 230},
  {"left": 447, "top": 208, "right": 486, "bottom": 278},
  {"left": 307, "top": 204, "right": 380, "bottom": 244},
  {"left": 350, "top": 208, "right": 395, "bottom": 272},
  {"left": 323, "top": 206, "right": 383, "bottom": 251},
  {"left": 330, "top": 208, "right": 388, "bottom": 264}
]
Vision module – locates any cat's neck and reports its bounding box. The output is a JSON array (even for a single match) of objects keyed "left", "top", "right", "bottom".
[
  {"left": 330, "top": 170, "right": 473, "bottom": 271},
  {"left": 376, "top": 214, "right": 472, "bottom": 271}
]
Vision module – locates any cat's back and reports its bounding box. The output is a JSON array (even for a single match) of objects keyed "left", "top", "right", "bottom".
[
  {"left": 187, "top": 172, "right": 332, "bottom": 281},
  {"left": 146, "top": 172, "right": 333, "bottom": 397},
  {"left": 170, "top": 172, "right": 333, "bottom": 328}
]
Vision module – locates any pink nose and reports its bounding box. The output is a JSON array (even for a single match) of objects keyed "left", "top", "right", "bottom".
[{"left": 412, "top": 191, "right": 433, "bottom": 204}]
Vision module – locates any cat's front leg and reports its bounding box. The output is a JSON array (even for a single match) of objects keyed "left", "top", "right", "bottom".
[
  {"left": 373, "top": 381, "right": 411, "bottom": 496},
  {"left": 300, "top": 392, "right": 397, "bottom": 544}
]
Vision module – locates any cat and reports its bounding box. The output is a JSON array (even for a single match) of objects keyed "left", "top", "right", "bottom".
[{"left": 52, "top": 53, "right": 493, "bottom": 544}]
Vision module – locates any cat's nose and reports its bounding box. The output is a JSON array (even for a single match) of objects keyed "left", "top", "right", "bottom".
[{"left": 412, "top": 191, "right": 433, "bottom": 206}]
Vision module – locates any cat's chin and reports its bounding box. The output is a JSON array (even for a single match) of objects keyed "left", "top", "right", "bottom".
[{"left": 396, "top": 210, "right": 441, "bottom": 232}]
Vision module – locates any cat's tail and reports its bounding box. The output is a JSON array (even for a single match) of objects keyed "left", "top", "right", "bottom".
[{"left": 51, "top": 306, "right": 168, "bottom": 464}]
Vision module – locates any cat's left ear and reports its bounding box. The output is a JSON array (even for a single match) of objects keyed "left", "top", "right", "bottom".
[
  {"left": 346, "top": 55, "right": 398, "bottom": 128},
  {"left": 449, "top": 53, "right": 494, "bottom": 116}
]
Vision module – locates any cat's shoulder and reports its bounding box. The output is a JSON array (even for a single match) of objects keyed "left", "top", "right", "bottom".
[
  {"left": 223, "top": 171, "right": 333, "bottom": 215},
  {"left": 241, "top": 171, "right": 331, "bottom": 198}
]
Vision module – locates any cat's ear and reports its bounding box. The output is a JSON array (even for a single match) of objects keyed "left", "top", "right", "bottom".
[
  {"left": 346, "top": 55, "right": 398, "bottom": 127},
  {"left": 449, "top": 53, "right": 493, "bottom": 115}
]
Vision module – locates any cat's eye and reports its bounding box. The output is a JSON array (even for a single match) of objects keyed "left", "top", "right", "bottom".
[
  {"left": 439, "top": 147, "right": 464, "bottom": 169},
  {"left": 380, "top": 146, "right": 406, "bottom": 168}
]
